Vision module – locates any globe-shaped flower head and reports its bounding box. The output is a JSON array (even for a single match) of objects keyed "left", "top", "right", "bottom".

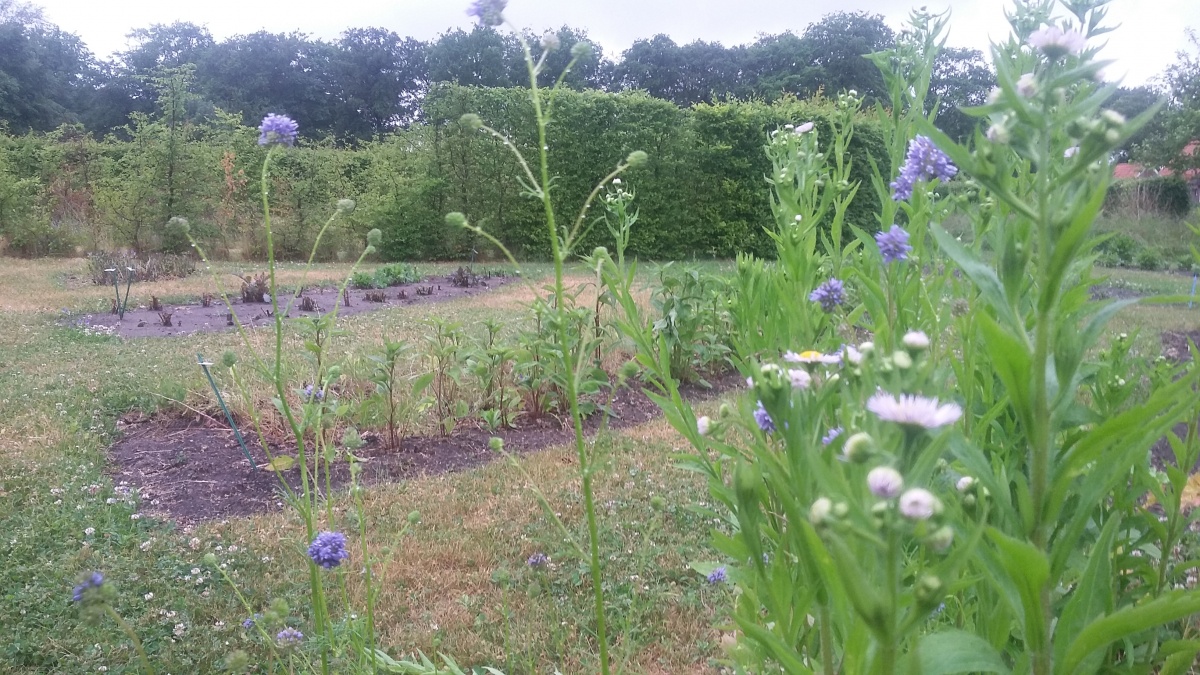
[
  {"left": 809, "top": 278, "right": 845, "bottom": 313},
  {"left": 467, "top": 0, "right": 507, "bottom": 26},
  {"left": 307, "top": 531, "right": 349, "bottom": 569},
  {"left": 875, "top": 225, "right": 913, "bottom": 264},
  {"left": 258, "top": 114, "right": 299, "bottom": 147},
  {"left": 890, "top": 135, "right": 957, "bottom": 201}
]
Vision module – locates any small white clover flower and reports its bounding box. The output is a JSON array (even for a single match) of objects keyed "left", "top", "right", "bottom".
[
  {"left": 788, "top": 369, "right": 812, "bottom": 389},
  {"left": 902, "top": 331, "right": 930, "bottom": 350},
  {"left": 144, "top": 592, "right": 154, "bottom": 601},
  {"left": 697, "top": 416, "right": 711, "bottom": 437},
  {"left": 867, "top": 392, "right": 962, "bottom": 429},
  {"left": 899, "top": 488, "right": 941, "bottom": 520},
  {"left": 867, "top": 467, "right": 904, "bottom": 499},
  {"left": 1027, "top": 25, "right": 1087, "bottom": 59},
  {"left": 84, "top": 527, "right": 95, "bottom": 536}
]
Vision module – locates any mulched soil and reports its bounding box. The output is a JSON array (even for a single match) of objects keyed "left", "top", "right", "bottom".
[
  {"left": 1161, "top": 329, "right": 1200, "bottom": 363},
  {"left": 107, "top": 371, "right": 741, "bottom": 523},
  {"left": 73, "top": 274, "right": 513, "bottom": 339}
]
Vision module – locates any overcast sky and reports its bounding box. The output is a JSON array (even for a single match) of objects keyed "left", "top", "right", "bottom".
[{"left": 35, "top": 0, "right": 1200, "bottom": 86}]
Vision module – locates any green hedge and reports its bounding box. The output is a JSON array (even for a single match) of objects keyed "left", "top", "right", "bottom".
[{"left": 1104, "top": 175, "right": 1192, "bottom": 219}]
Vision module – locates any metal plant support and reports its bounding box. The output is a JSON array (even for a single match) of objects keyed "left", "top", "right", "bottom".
[{"left": 197, "top": 353, "right": 255, "bottom": 467}]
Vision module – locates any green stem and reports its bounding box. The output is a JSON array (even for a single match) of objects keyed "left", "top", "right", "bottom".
[
  {"left": 105, "top": 605, "right": 155, "bottom": 675},
  {"left": 524, "top": 39, "right": 610, "bottom": 674}
]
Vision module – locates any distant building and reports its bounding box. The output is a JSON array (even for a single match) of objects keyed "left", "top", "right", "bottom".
[{"left": 1112, "top": 141, "right": 1200, "bottom": 203}]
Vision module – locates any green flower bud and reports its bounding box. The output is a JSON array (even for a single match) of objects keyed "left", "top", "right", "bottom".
[
  {"left": 407, "top": 510, "right": 421, "bottom": 524},
  {"left": 326, "top": 365, "right": 342, "bottom": 382},
  {"left": 570, "top": 41, "right": 593, "bottom": 59},
  {"left": 446, "top": 212, "right": 469, "bottom": 228},
  {"left": 915, "top": 574, "right": 943, "bottom": 607},
  {"left": 843, "top": 432, "right": 876, "bottom": 463},
  {"left": 650, "top": 495, "right": 666, "bottom": 511},
  {"left": 625, "top": 150, "right": 649, "bottom": 167},
  {"left": 225, "top": 650, "right": 251, "bottom": 673},
  {"left": 221, "top": 350, "right": 238, "bottom": 368},
  {"left": 203, "top": 552, "right": 218, "bottom": 566},
  {"left": 460, "top": 113, "right": 484, "bottom": 130},
  {"left": 619, "top": 360, "right": 639, "bottom": 382},
  {"left": 809, "top": 497, "right": 833, "bottom": 527},
  {"left": 926, "top": 526, "right": 954, "bottom": 553},
  {"left": 167, "top": 216, "right": 189, "bottom": 234},
  {"left": 341, "top": 427, "right": 364, "bottom": 450},
  {"left": 489, "top": 437, "right": 504, "bottom": 452},
  {"left": 336, "top": 198, "right": 356, "bottom": 214},
  {"left": 367, "top": 228, "right": 382, "bottom": 246},
  {"left": 892, "top": 350, "right": 913, "bottom": 370},
  {"left": 364, "top": 245, "right": 376, "bottom": 255}
]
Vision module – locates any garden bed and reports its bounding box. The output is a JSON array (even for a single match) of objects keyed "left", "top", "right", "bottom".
[
  {"left": 106, "top": 371, "right": 741, "bottom": 522},
  {"left": 69, "top": 274, "right": 512, "bottom": 339}
]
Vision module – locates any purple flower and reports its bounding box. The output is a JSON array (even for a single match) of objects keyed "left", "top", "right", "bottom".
[
  {"left": 258, "top": 114, "right": 299, "bottom": 147},
  {"left": 822, "top": 427, "right": 843, "bottom": 446},
  {"left": 753, "top": 401, "right": 776, "bottom": 433},
  {"left": 876, "top": 225, "right": 913, "bottom": 264},
  {"left": 891, "top": 135, "right": 957, "bottom": 201},
  {"left": 243, "top": 613, "right": 261, "bottom": 629},
  {"left": 1027, "top": 25, "right": 1086, "bottom": 59},
  {"left": 707, "top": 566, "right": 727, "bottom": 584},
  {"left": 466, "top": 0, "right": 506, "bottom": 26},
  {"left": 302, "top": 384, "right": 324, "bottom": 402},
  {"left": 72, "top": 571, "right": 104, "bottom": 603},
  {"left": 276, "top": 627, "right": 304, "bottom": 647},
  {"left": 867, "top": 392, "right": 962, "bottom": 429},
  {"left": 526, "top": 552, "right": 548, "bottom": 567},
  {"left": 307, "top": 532, "right": 349, "bottom": 569},
  {"left": 809, "top": 278, "right": 845, "bottom": 313}
]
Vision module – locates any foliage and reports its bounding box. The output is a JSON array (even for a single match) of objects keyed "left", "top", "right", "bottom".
[
  {"left": 1104, "top": 175, "right": 1192, "bottom": 218},
  {"left": 85, "top": 250, "right": 196, "bottom": 284}
]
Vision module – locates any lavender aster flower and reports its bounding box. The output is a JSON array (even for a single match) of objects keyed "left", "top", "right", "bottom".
[
  {"left": 72, "top": 571, "right": 104, "bottom": 603},
  {"left": 707, "top": 566, "right": 727, "bottom": 584},
  {"left": 867, "top": 392, "right": 962, "bottom": 430},
  {"left": 753, "top": 401, "right": 776, "bottom": 433},
  {"left": 276, "top": 627, "right": 304, "bottom": 647},
  {"left": 243, "top": 613, "right": 261, "bottom": 629},
  {"left": 258, "top": 114, "right": 299, "bottom": 147},
  {"left": 307, "top": 531, "right": 349, "bottom": 569},
  {"left": 1027, "top": 25, "right": 1087, "bottom": 59},
  {"left": 899, "top": 488, "right": 941, "bottom": 520},
  {"left": 890, "top": 136, "right": 957, "bottom": 201},
  {"left": 466, "top": 0, "right": 506, "bottom": 26},
  {"left": 526, "top": 552, "right": 548, "bottom": 567},
  {"left": 875, "top": 225, "right": 913, "bottom": 264},
  {"left": 809, "top": 278, "right": 845, "bottom": 313},
  {"left": 867, "top": 466, "right": 905, "bottom": 499}
]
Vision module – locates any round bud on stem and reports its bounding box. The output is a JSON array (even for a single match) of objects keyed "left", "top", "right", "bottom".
[
  {"left": 336, "top": 198, "right": 356, "bottom": 214},
  {"left": 460, "top": 113, "right": 484, "bottom": 130},
  {"left": 367, "top": 228, "right": 382, "bottom": 247},
  {"left": 446, "top": 212, "right": 469, "bottom": 228},
  {"left": 625, "top": 150, "right": 649, "bottom": 167}
]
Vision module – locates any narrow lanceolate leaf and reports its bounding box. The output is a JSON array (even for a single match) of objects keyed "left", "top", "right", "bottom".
[
  {"left": 1052, "top": 513, "right": 1120, "bottom": 670},
  {"left": 1060, "top": 591, "right": 1200, "bottom": 675}
]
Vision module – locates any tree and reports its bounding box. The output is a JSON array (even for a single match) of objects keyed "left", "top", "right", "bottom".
[
  {"left": 616, "top": 35, "right": 745, "bottom": 106},
  {"left": 800, "top": 11, "right": 895, "bottom": 101},
  {"left": 1136, "top": 29, "right": 1200, "bottom": 173},
  {"left": 0, "top": 1, "right": 94, "bottom": 132},
  {"left": 329, "top": 28, "right": 428, "bottom": 138},
  {"left": 929, "top": 47, "right": 994, "bottom": 142},
  {"left": 427, "top": 26, "right": 517, "bottom": 88},
  {"left": 743, "top": 32, "right": 815, "bottom": 100}
]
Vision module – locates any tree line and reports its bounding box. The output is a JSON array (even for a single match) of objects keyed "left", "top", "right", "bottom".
[{"left": 0, "top": 0, "right": 995, "bottom": 142}]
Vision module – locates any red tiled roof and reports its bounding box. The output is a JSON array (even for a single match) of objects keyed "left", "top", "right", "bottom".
[{"left": 1113, "top": 163, "right": 1146, "bottom": 179}]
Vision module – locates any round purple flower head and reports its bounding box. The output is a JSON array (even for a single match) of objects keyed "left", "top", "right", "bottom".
[
  {"left": 891, "top": 135, "right": 957, "bottom": 201},
  {"left": 809, "top": 278, "right": 845, "bottom": 313},
  {"left": 307, "top": 531, "right": 349, "bottom": 569},
  {"left": 707, "top": 566, "right": 727, "bottom": 584},
  {"left": 753, "top": 401, "right": 776, "bottom": 434},
  {"left": 526, "top": 552, "right": 548, "bottom": 567},
  {"left": 276, "top": 627, "right": 304, "bottom": 647},
  {"left": 467, "top": 0, "right": 507, "bottom": 26},
  {"left": 258, "top": 114, "right": 299, "bottom": 147},
  {"left": 72, "top": 571, "right": 104, "bottom": 603},
  {"left": 242, "top": 613, "right": 261, "bottom": 629},
  {"left": 876, "top": 225, "right": 913, "bottom": 264}
]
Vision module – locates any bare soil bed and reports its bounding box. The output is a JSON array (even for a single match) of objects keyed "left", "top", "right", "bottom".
[
  {"left": 107, "top": 371, "right": 741, "bottom": 523},
  {"left": 73, "top": 275, "right": 512, "bottom": 339}
]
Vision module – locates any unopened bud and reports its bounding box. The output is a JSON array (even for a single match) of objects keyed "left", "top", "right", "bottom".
[{"left": 625, "top": 150, "right": 649, "bottom": 167}]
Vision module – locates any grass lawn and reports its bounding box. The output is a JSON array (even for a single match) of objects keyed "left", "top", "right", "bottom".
[{"left": 0, "top": 257, "right": 730, "bottom": 674}]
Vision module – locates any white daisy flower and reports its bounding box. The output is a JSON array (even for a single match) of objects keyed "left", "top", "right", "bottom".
[{"left": 784, "top": 350, "right": 841, "bottom": 365}]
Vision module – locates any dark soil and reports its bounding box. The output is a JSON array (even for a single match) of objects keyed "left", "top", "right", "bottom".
[
  {"left": 73, "top": 274, "right": 512, "bottom": 339},
  {"left": 1161, "top": 330, "right": 1200, "bottom": 363},
  {"left": 107, "top": 371, "right": 741, "bottom": 523}
]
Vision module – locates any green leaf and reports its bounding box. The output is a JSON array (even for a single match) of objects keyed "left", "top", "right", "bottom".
[
  {"left": 1053, "top": 513, "right": 1121, "bottom": 669},
  {"left": 986, "top": 528, "right": 1050, "bottom": 651},
  {"left": 902, "top": 630, "right": 1011, "bottom": 675},
  {"left": 1061, "top": 590, "right": 1200, "bottom": 675},
  {"left": 264, "top": 455, "right": 295, "bottom": 471}
]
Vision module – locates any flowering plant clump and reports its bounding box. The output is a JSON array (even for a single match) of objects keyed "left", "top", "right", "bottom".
[
  {"left": 257, "top": 113, "right": 299, "bottom": 147},
  {"left": 307, "top": 531, "right": 350, "bottom": 569}
]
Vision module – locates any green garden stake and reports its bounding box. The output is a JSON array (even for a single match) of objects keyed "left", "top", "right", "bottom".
[
  {"left": 108, "top": 266, "right": 136, "bottom": 320},
  {"left": 197, "top": 353, "right": 255, "bottom": 467}
]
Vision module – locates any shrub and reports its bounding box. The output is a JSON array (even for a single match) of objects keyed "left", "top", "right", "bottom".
[{"left": 1105, "top": 175, "right": 1192, "bottom": 218}]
